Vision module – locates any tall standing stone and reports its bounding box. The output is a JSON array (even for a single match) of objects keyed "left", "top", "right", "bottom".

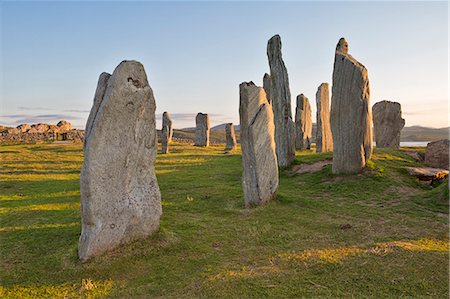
[
  {"left": 372, "top": 101, "right": 405, "bottom": 148},
  {"left": 225, "top": 123, "right": 237, "bottom": 151},
  {"left": 79, "top": 60, "right": 162, "bottom": 261},
  {"left": 295, "top": 94, "right": 312, "bottom": 150},
  {"left": 330, "top": 38, "right": 372, "bottom": 174},
  {"left": 239, "top": 82, "right": 278, "bottom": 207},
  {"left": 194, "top": 113, "right": 210, "bottom": 147},
  {"left": 316, "top": 83, "right": 333, "bottom": 153},
  {"left": 161, "top": 112, "right": 172, "bottom": 154},
  {"left": 267, "top": 35, "right": 295, "bottom": 167}
]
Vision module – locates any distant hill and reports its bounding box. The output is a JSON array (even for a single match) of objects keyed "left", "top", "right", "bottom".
[
  {"left": 181, "top": 124, "right": 448, "bottom": 143},
  {"left": 400, "top": 126, "right": 449, "bottom": 142}
]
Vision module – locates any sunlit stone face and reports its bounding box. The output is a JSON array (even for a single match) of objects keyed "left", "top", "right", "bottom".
[{"left": 336, "top": 38, "right": 349, "bottom": 54}]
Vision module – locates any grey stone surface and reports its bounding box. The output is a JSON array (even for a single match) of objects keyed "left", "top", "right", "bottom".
[
  {"left": 372, "top": 101, "right": 405, "bottom": 148},
  {"left": 425, "top": 139, "right": 449, "bottom": 169},
  {"left": 239, "top": 82, "right": 279, "bottom": 208},
  {"left": 263, "top": 73, "right": 272, "bottom": 104},
  {"left": 267, "top": 34, "right": 295, "bottom": 167},
  {"left": 330, "top": 38, "right": 372, "bottom": 174},
  {"left": 194, "top": 113, "right": 210, "bottom": 147},
  {"left": 316, "top": 83, "right": 333, "bottom": 153},
  {"left": 161, "top": 112, "right": 172, "bottom": 154},
  {"left": 79, "top": 60, "right": 162, "bottom": 261},
  {"left": 225, "top": 123, "right": 237, "bottom": 151},
  {"left": 295, "top": 94, "right": 312, "bottom": 150}
]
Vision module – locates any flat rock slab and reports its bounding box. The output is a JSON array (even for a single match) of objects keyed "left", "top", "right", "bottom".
[
  {"left": 291, "top": 160, "right": 332, "bottom": 174},
  {"left": 404, "top": 166, "right": 449, "bottom": 181}
]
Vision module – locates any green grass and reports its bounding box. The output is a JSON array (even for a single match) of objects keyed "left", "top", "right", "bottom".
[{"left": 0, "top": 142, "right": 448, "bottom": 298}]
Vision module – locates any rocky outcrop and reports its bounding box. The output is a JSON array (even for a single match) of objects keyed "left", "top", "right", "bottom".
[
  {"left": 267, "top": 35, "right": 295, "bottom": 167},
  {"left": 225, "top": 123, "right": 237, "bottom": 151},
  {"left": 425, "top": 139, "right": 449, "bottom": 169},
  {"left": 316, "top": 83, "right": 333, "bottom": 153},
  {"left": 372, "top": 101, "right": 405, "bottom": 148},
  {"left": 330, "top": 38, "right": 372, "bottom": 174},
  {"left": 57, "top": 120, "right": 72, "bottom": 132},
  {"left": 194, "top": 113, "right": 210, "bottom": 147},
  {"left": 31, "top": 123, "right": 50, "bottom": 133},
  {"left": 17, "top": 124, "right": 31, "bottom": 133},
  {"left": 79, "top": 60, "right": 162, "bottom": 261},
  {"left": 161, "top": 112, "right": 172, "bottom": 154},
  {"left": 239, "top": 82, "right": 278, "bottom": 208},
  {"left": 295, "top": 94, "right": 312, "bottom": 150}
]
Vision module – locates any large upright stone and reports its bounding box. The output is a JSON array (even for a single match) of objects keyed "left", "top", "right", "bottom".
[
  {"left": 372, "top": 101, "right": 405, "bottom": 148},
  {"left": 316, "top": 83, "right": 333, "bottom": 153},
  {"left": 194, "top": 113, "right": 210, "bottom": 147},
  {"left": 295, "top": 94, "right": 312, "bottom": 150},
  {"left": 239, "top": 82, "right": 278, "bottom": 207},
  {"left": 330, "top": 38, "right": 372, "bottom": 174},
  {"left": 225, "top": 123, "right": 237, "bottom": 151},
  {"left": 267, "top": 35, "right": 295, "bottom": 167},
  {"left": 79, "top": 60, "right": 162, "bottom": 261},
  {"left": 161, "top": 112, "right": 172, "bottom": 154}
]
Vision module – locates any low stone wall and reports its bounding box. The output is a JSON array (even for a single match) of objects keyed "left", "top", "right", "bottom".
[{"left": 0, "top": 130, "right": 84, "bottom": 143}]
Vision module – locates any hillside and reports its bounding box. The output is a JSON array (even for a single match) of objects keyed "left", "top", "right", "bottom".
[{"left": 0, "top": 142, "right": 448, "bottom": 298}]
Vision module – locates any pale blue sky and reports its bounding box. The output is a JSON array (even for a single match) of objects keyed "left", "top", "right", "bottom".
[{"left": 1, "top": 1, "right": 448, "bottom": 129}]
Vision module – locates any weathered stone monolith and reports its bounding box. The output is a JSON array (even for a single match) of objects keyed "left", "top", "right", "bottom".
[
  {"left": 194, "top": 113, "right": 210, "bottom": 147},
  {"left": 295, "top": 94, "right": 312, "bottom": 150},
  {"left": 267, "top": 35, "right": 295, "bottom": 167},
  {"left": 239, "top": 82, "right": 278, "bottom": 207},
  {"left": 79, "top": 60, "right": 162, "bottom": 261},
  {"left": 225, "top": 123, "right": 237, "bottom": 151},
  {"left": 330, "top": 38, "right": 372, "bottom": 174},
  {"left": 425, "top": 139, "right": 449, "bottom": 169},
  {"left": 316, "top": 83, "right": 333, "bottom": 153},
  {"left": 372, "top": 101, "right": 405, "bottom": 148},
  {"left": 161, "top": 112, "right": 172, "bottom": 154}
]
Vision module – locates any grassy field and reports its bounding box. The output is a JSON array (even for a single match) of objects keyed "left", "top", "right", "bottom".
[{"left": 0, "top": 142, "right": 448, "bottom": 298}]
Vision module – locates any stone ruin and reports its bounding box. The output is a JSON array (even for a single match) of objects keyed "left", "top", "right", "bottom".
[
  {"left": 372, "top": 101, "right": 405, "bottom": 149},
  {"left": 79, "top": 60, "right": 162, "bottom": 261},
  {"left": 330, "top": 38, "right": 372, "bottom": 174},
  {"left": 194, "top": 113, "right": 210, "bottom": 147},
  {"left": 225, "top": 123, "right": 237, "bottom": 151},
  {"left": 316, "top": 83, "right": 333, "bottom": 153},
  {"left": 295, "top": 94, "right": 312, "bottom": 150},
  {"left": 0, "top": 120, "right": 83, "bottom": 143},
  {"left": 161, "top": 111, "right": 173, "bottom": 154},
  {"left": 239, "top": 82, "right": 278, "bottom": 207},
  {"left": 267, "top": 35, "right": 295, "bottom": 167}
]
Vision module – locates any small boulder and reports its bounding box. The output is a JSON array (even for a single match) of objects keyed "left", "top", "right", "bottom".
[{"left": 425, "top": 139, "right": 449, "bottom": 169}]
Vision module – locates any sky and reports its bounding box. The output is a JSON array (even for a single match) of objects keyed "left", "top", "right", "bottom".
[{"left": 0, "top": 1, "right": 448, "bottom": 129}]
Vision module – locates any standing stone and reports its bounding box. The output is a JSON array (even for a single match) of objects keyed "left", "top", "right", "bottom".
[
  {"left": 330, "top": 38, "right": 372, "bottom": 174},
  {"left": 425, "top": 139, "right": 449, "bottom": 169},
  {"left": 239, "top": 82, "right": 279, "bottom": 207},
  {"left": 295, "top": 94, "right": 312, "bottom": 150},
  {"left": 225, "top": 123, "right": 237, "bottom": 151},
  {"left": 267, "top": 34, "right": 295, "bottom": 167},
  {"left": 79, "top": 60, "right": 162, "bottom": 261},
  {"left": 372, "top": 101, "right": 405, "bottom": 148},
  {"left": 161, "top": 112, "right": 172, "bottom": 154},
  {"left": 316, "top": 83, "right": 333, "bottom": 153},
  {"left": 263, "top": 73, "right": 272, "bottom": 104},
  {"left": 194, "top": 113, "right": 210, "bottom": 147}
]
